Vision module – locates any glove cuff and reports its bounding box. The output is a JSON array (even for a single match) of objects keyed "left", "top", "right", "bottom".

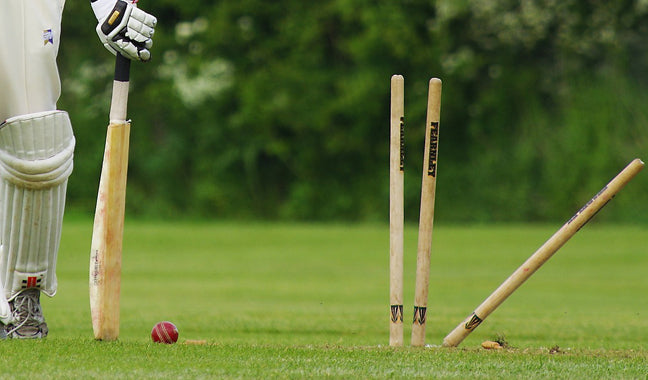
[{"left": 90, "top": 0, "right": 119, "bottom": 22}]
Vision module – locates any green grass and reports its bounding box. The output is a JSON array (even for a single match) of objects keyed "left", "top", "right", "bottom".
[{"left": 2, "top": 219, "right": 647, "bottom": 378}]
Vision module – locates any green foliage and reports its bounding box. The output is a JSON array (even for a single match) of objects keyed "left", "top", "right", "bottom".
[{"left": 58, "top": 1, "right": 648, "bottom": 222}]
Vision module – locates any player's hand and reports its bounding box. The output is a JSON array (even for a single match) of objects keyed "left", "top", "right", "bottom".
[{"left": 93, "top": 0, "right": 157, "bottom": 61}]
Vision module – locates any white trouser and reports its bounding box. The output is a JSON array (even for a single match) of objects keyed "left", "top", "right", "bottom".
[
  {"left": 0, "top": 0, "right": 69, "bottom": 323},
  {"left": 0, "top": 0, "right": 66, "bottom": 121}
]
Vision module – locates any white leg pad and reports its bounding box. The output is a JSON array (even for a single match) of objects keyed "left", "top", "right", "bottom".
[
  {"left": 0, "top": 111, "right": 75, "bottom": 301},
  {"left": 0, "top": 281, "right": 11, "bottom": 324}
]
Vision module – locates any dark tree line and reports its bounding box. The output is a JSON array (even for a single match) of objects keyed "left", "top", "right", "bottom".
[{"left": 58, "top": 1, "right": 648, "bottom": 222}]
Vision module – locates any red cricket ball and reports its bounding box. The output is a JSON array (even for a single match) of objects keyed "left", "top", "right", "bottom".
[{"left": 151, "top": 321, "right": 179, "bottom": 344}]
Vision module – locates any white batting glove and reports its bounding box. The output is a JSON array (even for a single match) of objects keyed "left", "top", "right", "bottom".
[{"left": 91, "top": 0, "right": 157, "bottom": 62}]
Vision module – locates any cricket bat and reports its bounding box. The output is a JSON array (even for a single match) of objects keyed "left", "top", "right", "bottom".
[{"left": 89, "top": 53, "right": 131, "bottom": 341}]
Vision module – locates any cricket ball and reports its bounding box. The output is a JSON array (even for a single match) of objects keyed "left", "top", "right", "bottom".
[{"left": 151, "top": 321, "right": 179, "bottom": 344}]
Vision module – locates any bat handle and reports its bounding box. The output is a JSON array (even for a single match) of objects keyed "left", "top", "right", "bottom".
[
  {"left": 114, "top": 53, "right": 131, "bottom": 82},
  {"left": 110, "top": 54, "right": 131, "bottom": 122}
]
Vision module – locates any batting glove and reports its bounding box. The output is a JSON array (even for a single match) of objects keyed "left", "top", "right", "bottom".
[{"left": 91, "top": 0, "right": 157, "bottom": 62}]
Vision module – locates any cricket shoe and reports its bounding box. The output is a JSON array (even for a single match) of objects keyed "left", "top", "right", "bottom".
[{"left": 6, "top": 289, "right": 48, "bottom": 339}]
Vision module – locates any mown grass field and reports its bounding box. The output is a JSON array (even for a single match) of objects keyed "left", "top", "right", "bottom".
[{"left": 1, "top": 219, "right": 646, "bottom": 378}]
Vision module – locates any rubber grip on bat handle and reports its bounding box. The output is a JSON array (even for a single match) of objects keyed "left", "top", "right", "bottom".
[{"left": 114, "top": 53, "right": 131, "bottom": 82}]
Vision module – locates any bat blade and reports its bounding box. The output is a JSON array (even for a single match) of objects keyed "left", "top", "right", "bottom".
[
  {"left": 90, "top": 54, "right": 131, "bottom": 341},
  {"left": 89, "top": 121, "right": 130, "bottom": 340}
]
